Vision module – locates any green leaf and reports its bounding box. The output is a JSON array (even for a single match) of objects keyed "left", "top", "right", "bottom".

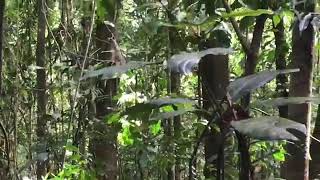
[
  {"left": 273, "top": 15, "right": 281, "bottom": 27},
  {"left": 65, "top": 144, "right": 78, "bottom": 152},
  {"left": 80, "top": 61, "right": 150, "bottom": 80},
  {"left": 227, "top": 69, "right": 299, "bottom": 102},
  {"left": 123, "top": 103, "right": 154, "bottom": 120},
  {"left": 70, "top": 154, "right": 81, "bottom": 161},
  {"left": 150, "top": 120, "right": 162, "bottom": 135},
  {"left": 150, "top": 109, "right": 191, "bottom": 120},
  {"left": 239, "top": 16, "right": 255, "bottom": 31},
  {"left": 168, "top": 48, "right": 233, "bottom": 74},
  {"left": 118, "top": 126, "right": 134, "bottom": 146},
  {"left": 231, "top": 116, "right": 306, "bottom": 141},
  {"left": 253, "top": 97, "right": 320, "bottom": 108},
  {"left": 147, "top": 97, "right": 196, "bottom": 107},
  {"left": 123, "top": 97, "right": 195, "bottom": 120},
  {"left": 97, "top": 0, "right": 107, "bottom": 20},
  {"left": 105, "top": 112, "right": 121, "bottom": 124},
  {"left": 273, "top": 150, "right": 286, "bottom": 162},
  {"left": 222, "top": 8, "right": 273, "bottom": 18}
]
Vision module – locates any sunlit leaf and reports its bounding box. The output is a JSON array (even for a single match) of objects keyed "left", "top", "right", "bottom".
[
  {"left": 150, "top": 120, "right": 162, "bottom": 135},
  {"left": 118, "top": 126, "right": 134, "bottom": 146},
  {"left": 168, "top": 48, "right": 233, "bottom": 74},
  {"left": 65, "top": 144, "right": 78, "bottom": 152},
  {"left": 272, "top": 15, "right": 281, "bottom": 27},
  {"left": 227, "top": 69, "right": 299, "bottom": 102},
  {"left": 231, "top": 116, "right": 306, "bottom": 141},
  {"left": 273, "top": 149, "right": 286, "bottom": 162},
  {"left": 80, "top": 61, "right": 149, "bottom": 80},
  {"left": 222, "top": 8, "right": 273, "bottom": 18},
  {"left": 105, "top": 112, "right": 121, "bottom": 124}
]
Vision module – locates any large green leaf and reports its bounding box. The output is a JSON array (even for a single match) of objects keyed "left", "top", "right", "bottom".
[
  {"left": 168, "top": 48, "right": 233, "bottom": 74},
  {"left": 159, "top": 16, "right": 219, "bottom": 29},
  {"left": 123, "top": 97, "right": 195, "bottom": 120},
  {"left": 80, "top": 61, "right": 149, "bottom": 80},
  {"left": 253, "top": 97, "right": 320, "bottom": 108},
  {"left": 148, "top": 97, "right": 196, "bottom": 107},
  {"left": 222, "top": 8, "right": 273, "bottom": 18},
  {"left": 231, "top": 116, "right": 306, "bottom": 141},
  {"left": 149, "top": 109, "right": 191, "bottom": 120},
  {"left": 227, "top": 69, "right": 299, "bottom": 102}
]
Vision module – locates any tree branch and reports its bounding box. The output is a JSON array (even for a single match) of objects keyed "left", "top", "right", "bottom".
[{"left": 222, "top": 0, "right": 250, "bottom": 55}]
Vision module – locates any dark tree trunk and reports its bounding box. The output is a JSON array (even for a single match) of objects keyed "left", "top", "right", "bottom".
[
  {"left": 199, "top": 38, "right": 229, "bottom": 179},
  {"left": 242, "top": 15, "right": 267, "bottom": 109},
  {"left": 274, "top": 19, "right": 288, "bottom": 118},
  {"left": 0, "top": 1, "right": 6, "bottom": 178},
  {"left": 281, "top": 6, "right": 315, "bottom": 179},
  {"left": 35, "top": 0, "right": 48, "bottom": 179},
  {"left": 90, "top": 21, "right": 119, "bottom": 180}
]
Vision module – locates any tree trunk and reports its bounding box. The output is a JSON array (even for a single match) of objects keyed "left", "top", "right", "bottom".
[
  {"left": 35, "top": 0, "right": 48, "bottom": 179},
  {"left": 0, "top": 1, "right": 7, "bottom": 178},
  {"left": 0, "top": 0, "right": 4, "bottom": 95},
  {"left": 281, "top": 8, "right": 315, "bottom": 180},
  {"left": 199, "top": 37, "right": 229, "bottom": 179},
  {"left": 242, "top": 15, "right": 267, "bottom": 109},
  {"left": 90, "top": 20, "right": 119, "bottom": 180},
  {"left": 310, "top": 105, "right": 320, "bottom": 179},
  {"left": 166, "top": 1, "right": 185, "bottom": 178},
  {"left": 273, "top": 19, "right": 288, "bottom": 118}
]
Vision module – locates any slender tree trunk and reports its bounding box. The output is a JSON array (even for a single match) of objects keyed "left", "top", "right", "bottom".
[
  {"left": 0, "top": 1, "right": 6, "bottom": 178},
  {"left": 273, "top": 19, "right": 288, "bottom": 118},
  {"left": 0, "top": 0, "right": 4, "bottom": 95},
  {"left": 242, "top": 15, "right": 267, "bottom": 109},
  {"left": 35, "top": 0, "right": 48, "bottom": 179},
  {"left": 166, "top": 1, "right": 185, "bottom": 178},
  {"left": 310, "top": 105, "right": 320, "bottom": 179},
  {"left": 282, "top": 4, "right": 315, "bottom": 179}
]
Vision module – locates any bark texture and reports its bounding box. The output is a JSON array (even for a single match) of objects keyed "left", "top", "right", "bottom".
[
  {"left": 199, "top": 38, "right": 229, "bottom": 179},
  {"left": 282, "top": 16, "right": 315, "bottom": 180},
  {"left": 242, "top": 15, "right": 267, "bottom": 108},
  {"left": 91, "top": 22, "right": 119, "bottom": 180},
  {"left": 274, "top": 19, "right": 288, "bottom": 118},
  {"left": 0, "top": 0, "right": 4, "bottom": 95},
  {"left": 36, "top": 0, "right": 48, "bottom": 178},
  {"left": 311, "top": 105, "right": 320, "bottom": 179},
  {"left": 0, "top": 0, "right": 6, "bottom": 177}
]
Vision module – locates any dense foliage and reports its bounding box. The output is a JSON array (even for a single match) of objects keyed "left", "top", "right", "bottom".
[{"left": 0, "top": 0, "right": 320, "bottom": 180}]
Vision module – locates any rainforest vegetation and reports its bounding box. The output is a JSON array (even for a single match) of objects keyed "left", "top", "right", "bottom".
[{"left": 0, "top": 0, "right": 320, "bottom": 179}]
